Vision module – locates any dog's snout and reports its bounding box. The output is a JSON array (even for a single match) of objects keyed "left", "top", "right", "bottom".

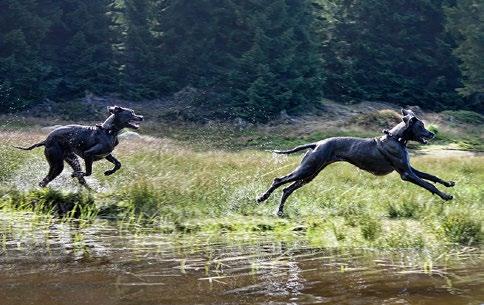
[
  {"left": 137, "top": 115, "right": 144, "bottom": 121},
  {"left": 428, "top": 131, "right": 435, "bottom": 139}
]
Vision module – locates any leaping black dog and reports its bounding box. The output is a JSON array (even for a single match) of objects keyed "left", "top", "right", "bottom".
[
  {"left": 14, "top": 106, "right": 143, "bottom": 188},
  {"left": 257, "top": 109, "right": 455, "bottom": 216}
]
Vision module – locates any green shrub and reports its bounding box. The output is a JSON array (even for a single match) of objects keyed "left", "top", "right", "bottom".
[
  {"left": 380, "top": 223, "right": 425, "bottom": 249},
  {"left": 330, "top": 221, "right": 347, "bottom": 241},
  {"left": 387, "top": 200, "right": 422, "bottom": 219},
  {"left": 348, "top": 109, "right": 401, "bottom": 129},
  {"left": 440, "top": 212, "right": 481, "bottom": 245},
  {"left": 441, "top": 110, "right": 484, "bottom": 125},
  {"left": 425, "top": 123, "right": 456, "bottom": 143},
  {"left": 1, "top": 189, "right": 95, "bottom": 218},
  {"left": 427, "top": 124, "right": 439, "bottom": 135},
  {"left": 360, "top": 217, "right": 382, "bottom": 241},
  {"left": 123, "top": 181, "right": 161, "bottom": 219}
]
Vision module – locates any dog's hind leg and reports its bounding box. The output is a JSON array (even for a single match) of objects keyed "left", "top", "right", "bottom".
[
  {"left": 257, "top": 149, "right": 322, "bottom": 203},
  {"left": 276, "top": 169, "right": 321, "bottom": 217},
  {"left": 277, "top": 180, "right": 306, "bottom": 217},
  {"left": 39, "top": 146, "right": 64, "bottom": 187},
  {"left": 65, "top": 153, "right": 89, "bottom": 188},
  {"left": 256, "top": 171, "right": 299, "bottom": 203}
]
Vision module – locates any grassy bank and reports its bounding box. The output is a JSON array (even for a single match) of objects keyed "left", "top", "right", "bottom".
[
  {"left": 2, "top": 102, "right": 483, "bottom": 151},
  {"left": 0, "top": 130, "right": 482, "bottom": 250}
]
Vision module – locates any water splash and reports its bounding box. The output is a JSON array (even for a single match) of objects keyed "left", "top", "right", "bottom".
[
  {"left": 225, "top": 180, "right": 263, "bottom": 214},
  {"left": 8, "top": 155, "right": 107, "bottom": 192},
  {"left": 271, "top": 151, "right": 288, "bottom": 164},
  {"left": 223, "top": 153, "right": 295, "bottom": 214}
]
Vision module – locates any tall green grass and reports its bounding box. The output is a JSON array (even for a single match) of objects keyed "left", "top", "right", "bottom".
[{"left": 0, "top": 131, "right": 482, "bottom": 249}]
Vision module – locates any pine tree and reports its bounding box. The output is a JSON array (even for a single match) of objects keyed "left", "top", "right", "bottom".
[
  {"left": 154, "top": 0, "right": 244, "bottom": 90},
  {"left": 122, "top": 0, "right": 170, "bottom": 99},
  {"left": 445, "top": 0, "right": 484, "bottom": 103},
  {"left": 228, "top": 0, "right": 324, "bottom": 121},
  {"left": 0, "top": 0, "right": 51, "bottom": 111},
  {"left": 42, "top": 0, "right": 118, "bottom": 100},
  {"left": 323, "top": 0, "right": 461, "bottom": 109}
]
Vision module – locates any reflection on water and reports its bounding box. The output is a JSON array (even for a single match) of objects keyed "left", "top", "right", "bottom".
[{"left": 0, "top": 212, "right": 482, "bottom": 305}]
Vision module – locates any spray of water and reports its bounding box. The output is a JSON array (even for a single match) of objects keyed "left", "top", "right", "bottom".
[
  {"left": 7, "top": 154, "right": 107, "bottom": 192},
  {"left": 223, "top": 153, "right": 295, "bottom": 215}
]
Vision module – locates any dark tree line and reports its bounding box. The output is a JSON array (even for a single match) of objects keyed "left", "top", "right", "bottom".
[
  {"left": 0, "top": 0, "right": 482, "bottom": 119},
  {"left": 445, "top": 0, "right": 483, "bottom": 108},
  {"left": 322, "top": 0, "right": 462, "bottom": 110}
]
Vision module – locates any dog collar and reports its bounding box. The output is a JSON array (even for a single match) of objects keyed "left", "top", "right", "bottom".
[
  {"left": 96, "top": 124, "right": 116, "bottom": 135},
  {"left": 382, "top": 129, "right": 407, "bottom": 145}
]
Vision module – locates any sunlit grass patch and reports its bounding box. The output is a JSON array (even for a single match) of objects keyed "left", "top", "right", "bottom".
[{"left": 0, "top": 131, "right": 482, "bottom": 250}]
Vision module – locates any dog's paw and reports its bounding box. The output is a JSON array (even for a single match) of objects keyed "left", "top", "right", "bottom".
[
  {"left": 38, "top": 181, "right": 47, "bottom": 188},
  {"left": 276, "top": 210, "right": 285, "bottom": 217},
  {"left": 256, "top": 194, "right": 268, "bottom": 203},
  {"left": 441, "top": 193, "right": 453, "bottom": 201},
  {"left": 104, "top": 170, "right": 115, "bottom": 176},
  {"left": 444, "top": 181, "right": 455, "bottom": 187}
]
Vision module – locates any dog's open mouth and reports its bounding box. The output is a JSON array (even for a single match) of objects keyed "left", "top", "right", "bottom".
[
  {"left": 416, "top": 130, "right": 435, "bottom": 144},
  {"left": 128, "top": 117, "right": 143, "bottom": 129},
  {"left": 128, "top": 122, "right": 140, "bottom": 129},
  {"left": 418, "top": 135, "right": 434, "bottom": 144}
]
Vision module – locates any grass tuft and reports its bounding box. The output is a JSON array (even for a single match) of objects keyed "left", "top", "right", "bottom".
[
  {"left": 1, "top": 188, "right": 96, "bottom": 218},
  {"left": 440, "top": 211, "right": 481, "bottom": 245}
]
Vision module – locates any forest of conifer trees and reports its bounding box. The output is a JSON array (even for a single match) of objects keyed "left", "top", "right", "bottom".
[{"left": 0, "top": 0, "right": 482, "bottom": 120}]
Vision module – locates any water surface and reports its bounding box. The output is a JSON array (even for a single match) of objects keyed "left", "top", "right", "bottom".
[{"left": 0, "top": 213, "right": 482, "bottom": 305}]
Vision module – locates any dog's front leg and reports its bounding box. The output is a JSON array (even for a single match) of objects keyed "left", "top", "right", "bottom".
[
  {"left": 82, "top": 144, "right": 104, "bottom": 176},
  {"left": 411, "top": 167, "right": 455, "bottom": 187},
  {"left": 104, "top": 154, "right": 121, "bottom": 176},
  {"left": 83, "top": 158, "right": 94, "bottom": 176},
  {"left": 400, "top": 170, "right": 453, "bottom": 201}
]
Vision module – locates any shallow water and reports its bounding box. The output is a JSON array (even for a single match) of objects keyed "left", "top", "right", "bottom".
[{"left": 0, "top": 213, "right": 482, "bottom": 305}]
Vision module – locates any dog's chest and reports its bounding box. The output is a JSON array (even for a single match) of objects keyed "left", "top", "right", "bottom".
[
  {"left": 91, "top": 134, "right": 119, "bottom": 158},
  {"left": 104, "top": 136, "right": 119, "bottom": 151},
  {"left": 102, "top": 133, "right": 119, "bottom": 147},
  {"left": 110, "top": 137, "right": 119, "bottom": 148}
]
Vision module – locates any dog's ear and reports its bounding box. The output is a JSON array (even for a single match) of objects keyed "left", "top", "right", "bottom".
[
  {"left": 401, "top": 108, "right": 417, "bottom": 117},
  {"left": 403, "top": 115, "right": 417, "bottom": 125},
  {"left": 108, "top": 106, "right": 123, "bottom": 114},
  {"left": 403, "top": 115, "right": 409, "bottom": 124},
  {"left": 402, "top": 109, "right": 417, "bottom": 125}
]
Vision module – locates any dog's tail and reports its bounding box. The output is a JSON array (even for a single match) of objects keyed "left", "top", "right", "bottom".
[
  {"left": 13, "top": 141, "right": 45, "bottom": 151},
  {"left": 272, "top": 143, "right": 317, "bottom": 154}
]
